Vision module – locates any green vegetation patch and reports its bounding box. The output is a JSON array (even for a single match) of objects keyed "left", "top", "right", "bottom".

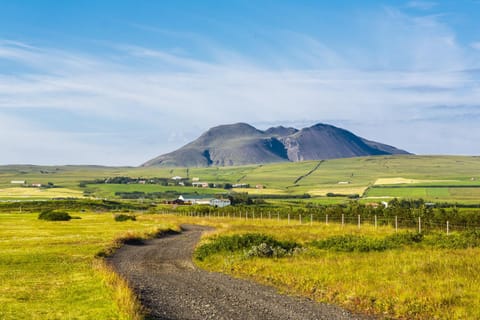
[
  {"left": 311, "top": 232, "right": 423, "bottom": 252},
  {"left": 114, "top": 213, "right": 136, "bottom": 222},
  {"left": 311, "top": 231, "right": 480, "bottom": 252},
  {"left": 195, "top": 233, "right": 300, "bottom": 261},
  {"left": 38, "top": 210, "right": 72, "bottom": 221}
]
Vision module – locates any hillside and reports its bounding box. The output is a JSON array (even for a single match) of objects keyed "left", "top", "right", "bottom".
[
  {"left": 1, "top": 156, "right": 480, "bottom": 203},
  {"left": 142, "top": 123, "right": 409, "bottom": 167}
]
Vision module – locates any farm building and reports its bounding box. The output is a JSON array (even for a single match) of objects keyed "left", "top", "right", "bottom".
[
  {"left": 192, "top": 182, "right": 209, "bottom": 188},
  {"left": 11, "top": 180, "right": 26, "bottom": 184},
  {"left": 175, "top": 195, "right": 230, "bottom": 207},
  {"left": 232, "top": 183, "right": 249, "bottom": 188},
  {"left": 210, "top": 198, "right": 231, "bottom": 208}
]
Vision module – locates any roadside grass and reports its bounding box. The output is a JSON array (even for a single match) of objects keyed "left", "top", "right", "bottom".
[
  {"left": 0, "top": 213, "right": 177, "bottom": 320},
  {"left": 187, "top": 215, "right": 480, "bottom": 319},
  {"left": 2, "top": 211, "right": 480, "bottom": 319}
]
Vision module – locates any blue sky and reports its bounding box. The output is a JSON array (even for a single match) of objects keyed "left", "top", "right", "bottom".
[{"left": 1, "top": 0, "right": 480, "bottom": 165}]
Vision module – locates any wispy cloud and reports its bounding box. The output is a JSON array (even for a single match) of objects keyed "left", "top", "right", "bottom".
[{"left": 1, "top": 6, "right": 480, "bottom": 165}]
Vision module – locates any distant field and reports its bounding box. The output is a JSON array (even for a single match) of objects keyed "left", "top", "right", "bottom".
[
  {"left": 1, "top": 155, "right": 480, "bottom": 203},
  {"left": 0, "top": 187, "right": 83, "bottom": 200},
  {"left": 366, "top": 186, "right": 480, "bottom": 202},
  {"left": 88, "top": 184, "right": 227, "bottom": 198}
]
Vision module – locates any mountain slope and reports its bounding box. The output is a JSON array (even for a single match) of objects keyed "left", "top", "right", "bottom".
[{"left": 142, "top": 122, "right": 410, "bottom": 167}]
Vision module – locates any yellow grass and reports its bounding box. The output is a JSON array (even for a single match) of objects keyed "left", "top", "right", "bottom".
[
  {"left": 374, "top": 177, "right": 456, "bottom": 185},
  {"left": 307, "top": 186, "right": 368, "bottom": 196},
  {"left": 191, "top": 217, "right": 480, "bottom": 320},
  {"left": 0, "top": 187, "right": 83, "bottom": 199}
]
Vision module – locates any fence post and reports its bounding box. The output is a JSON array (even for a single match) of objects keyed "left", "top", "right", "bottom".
[
  {"left": 277, "top": 213, "right": 280, "bottom": 221},
  {"left": 395, "top": 216, "right": 398, "bottom": 233},
  {"left": 299, "top": 214, "right": 302, "bottom": 225},
  {"left": 447, "top": 221, "right": 450, "bottom": 235},
  {"left": 261, "top": 212, "right": 263, "bottom": 220},
  {"left": 310, "top": 214, "right": 313, "bottom": 226},
  {"left": 358, "top": 215, "right": 361, "bottom": 229},
  {"left": 326, "top": 214, "right": 329, "bottom": 225},
  {"left": 418, "top": 217, "right": 422, "bottom": 234},
  {"left": 375, "top": 215, "right": 377, "bottom": 230},
  {"left": 288, "top": 213, "right": 290, "bottom": 225},
  {"left": 341, "top": 214, "right": 344, "bottom": 227},
  {"left": 269, "top": 212, "right": 271, "bottom": 220}
]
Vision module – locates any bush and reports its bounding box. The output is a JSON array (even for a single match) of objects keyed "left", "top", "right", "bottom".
[
  {"left": 311, "top": 232, "right": 424, "bottom": 252},
  {"left": 195, "top": 233, "right": 299, "bottom": 261},
  {"left": 114, "top": 214, "right": 136, "bottom": 222},
  {"left": 38, "top": 210, "right": 72, "bottom": 221}
]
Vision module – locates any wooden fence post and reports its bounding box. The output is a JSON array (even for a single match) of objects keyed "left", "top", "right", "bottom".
[
  {"left": 341, "top": 214, "right": 344, "bottom": 227},
  {"left": 447, "top": 221, "right": 450, "bottom": 235},
  {"left": 358, "top": 215, "right": 361, "bottom": 229},
  {"left": 326, "top": 214, "right": 329, "bottom": 225},
  {"left": 395, "top": 216, "right": 398, "bottom": 233},
  {"left": 418, "top": 217, "right": 422, "bottom": 233}
]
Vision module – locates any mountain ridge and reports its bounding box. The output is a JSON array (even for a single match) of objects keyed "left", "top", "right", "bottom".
[{"left": 142, "top": 122, "right": 410, "bottom": 167}]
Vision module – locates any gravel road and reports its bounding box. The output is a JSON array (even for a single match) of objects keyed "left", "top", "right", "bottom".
[{"left": 108, "top": 225, "right": 375, "bottom": 320}]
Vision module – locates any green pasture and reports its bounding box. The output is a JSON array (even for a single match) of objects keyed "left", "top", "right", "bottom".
[
  {"left": 0, "top": 213, "right": 175, "bottom": 320},
  {"left": 1, "top": 155, "right": 480, "bottom": 203},
  {"left": 88, "top": 184, "right": 227, "bottom": 198},
  {"left": 365, "top": 186, "right": 480, "bottom": 202}
]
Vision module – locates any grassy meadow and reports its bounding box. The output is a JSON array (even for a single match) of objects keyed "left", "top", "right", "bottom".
[
  {"left": 190, "top": 216, "right": 480, "bottom": 320},
  {"left": 0, "top": 212, "right": 177, "bottom": 320},
  {"left": 1, "top": 155, "right": 480, "bottom": 319},
  {"left": 1, "top": 211, "right": 480, "bottom": 319},
  {"left": 1, "top": 155, "right": 480, "bottom": 204}
]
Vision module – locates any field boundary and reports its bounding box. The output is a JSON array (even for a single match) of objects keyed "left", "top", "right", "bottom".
[{"left": 293, "top": 160, "right": 324, "bottom": 185}]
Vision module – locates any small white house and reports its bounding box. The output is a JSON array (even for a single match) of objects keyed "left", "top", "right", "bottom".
[
  {"left": 192, "top": 182, "right": 209, "bottom": 188},
  {"left": 171, "top": 176, "right": 183, "bottom": 180},
  {"left": 11, "top": 180, "right": 25, "bottom": 184},
  {"left": 210, "top": 198, "right": 231, "bottom": 208}
]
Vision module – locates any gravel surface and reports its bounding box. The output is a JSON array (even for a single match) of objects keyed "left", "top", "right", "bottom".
[{"left": 108, "top": 225, "right": 375, "bottom": 320}]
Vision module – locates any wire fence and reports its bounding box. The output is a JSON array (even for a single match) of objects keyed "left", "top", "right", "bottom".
[{"left": 158, "top": 209, "right": 480, "bottom": 234}]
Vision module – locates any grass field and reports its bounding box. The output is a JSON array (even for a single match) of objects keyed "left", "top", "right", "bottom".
[
  {"left": 0, "top": 187, "right": 83, "bottom": 200},
  {"left": 190, "top": 217, "right": 480, "bottom": 320},
  {"left": 1, "top": 155, "right": 480, "bottom": 203},
  {"left": 0, "top": 213, "right": 176, "bottom": 320},
  {"left": 2, "top": 212, "right": 480, "bottom": 319}
]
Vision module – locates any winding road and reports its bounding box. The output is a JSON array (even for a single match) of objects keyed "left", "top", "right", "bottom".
[{"left": 108, "top": 225, "right": 374, "bottom": 320}]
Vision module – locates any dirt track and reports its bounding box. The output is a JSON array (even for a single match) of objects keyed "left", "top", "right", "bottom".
[{"left": 108, "top": 225, "right": 374, "bottom": 320}]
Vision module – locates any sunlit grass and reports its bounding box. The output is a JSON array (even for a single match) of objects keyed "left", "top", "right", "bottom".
[
  {"left": 191, "top": 215, "right": 480, "bottom": 319},
  {"left": 0, "top": 213, "right": 176, "bottom": 319},
  {"left": 2, "top": 211, "right": 480, "bottom": 319}
]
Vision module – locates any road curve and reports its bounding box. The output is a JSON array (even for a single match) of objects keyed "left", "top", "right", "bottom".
[{"left": 108, "top": 225, "right": 374, "bottom": 320}]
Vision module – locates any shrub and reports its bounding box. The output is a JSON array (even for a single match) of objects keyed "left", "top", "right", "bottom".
[
  {"left": 114, "top": 214, "right": 136, "bottom": 222},
  {"left": 195, "top": 233, "right": 299, "bottom": 261},
  {"left": 311, "top": 232, "right": 424, "bottom": 252},
  {"left": 38, "top": 210, "right": 72, "bottom": 221}
]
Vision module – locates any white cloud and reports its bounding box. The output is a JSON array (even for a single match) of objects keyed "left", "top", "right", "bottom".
[{"left": 0, "top": 6, "right": 480, "bottom": 165}]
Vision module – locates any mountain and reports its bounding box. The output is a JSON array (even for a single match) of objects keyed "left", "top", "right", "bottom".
[{"left": 142, "top": 122, "right": 410, "bottom": 167}]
